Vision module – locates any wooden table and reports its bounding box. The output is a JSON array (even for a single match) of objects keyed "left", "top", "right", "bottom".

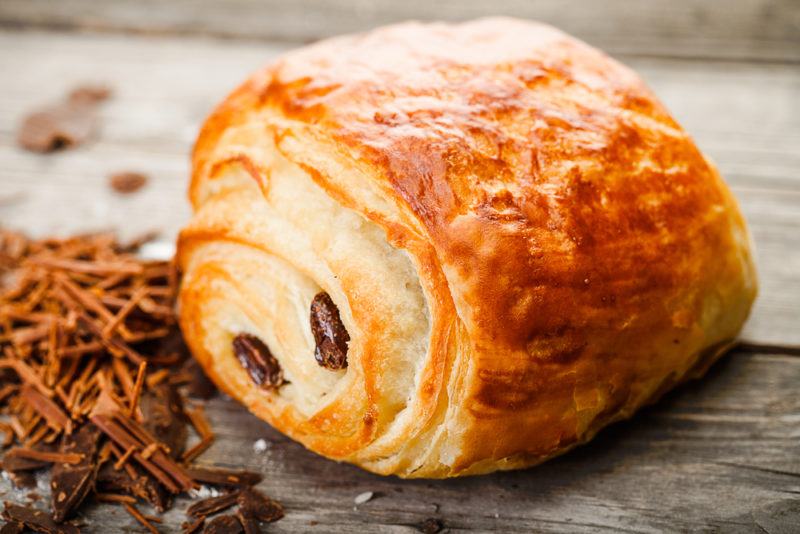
[{"left": 1, "top": 1, "right": 798, "bottom": 532}]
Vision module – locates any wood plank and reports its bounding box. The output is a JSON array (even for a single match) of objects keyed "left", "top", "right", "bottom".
[
  {"left": 0, "top": 30, "right": 798, "bottom": 346},
  {"left": 1, "top": 0, "right": 799, "bottom": 63},
  {"left": 1, "top": 350, "right": 797, "bottom": 532}
]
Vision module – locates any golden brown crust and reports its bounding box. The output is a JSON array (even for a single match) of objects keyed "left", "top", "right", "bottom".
[{"left": 179, "top": 17, "right": 757, "bottom": 477}]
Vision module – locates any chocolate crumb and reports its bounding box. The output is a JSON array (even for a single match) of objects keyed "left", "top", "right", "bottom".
[
  {"left": 310, "top": 292, "right": 350, "bottom": 370},
  {"left": 232, "top": 334, "right": 285, "bottom": 389},
  {"left": 68, "top": 85, "right": 112, "bottom": 104},
  {"left": 202, "top": 514, "right": 243, "bottom": 534},
  {"left": 109, "top": 172, "right": 148, "bottom": 194},
  {"left": 419, "top": 518, "right": 444, "bottom": 533}
]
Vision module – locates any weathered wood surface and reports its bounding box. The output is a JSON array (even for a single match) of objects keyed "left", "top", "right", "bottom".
[
  {"left": 1, "top": 0, "right": 799, "bottom": 62},
  {"left": 0, "top": 9, "right": 799, "bottom": 533}
]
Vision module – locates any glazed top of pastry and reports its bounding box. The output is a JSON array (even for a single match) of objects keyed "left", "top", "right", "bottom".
[{"left": 193, "top": 17, "right": 730, "bottom": 366}]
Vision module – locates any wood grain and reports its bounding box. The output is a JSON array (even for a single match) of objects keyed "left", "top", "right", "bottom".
[{"left": 1, "top": 0, "right": 799, "bottom": 62}]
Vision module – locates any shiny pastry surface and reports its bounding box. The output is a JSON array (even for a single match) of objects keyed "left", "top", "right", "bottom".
[{"left": 178, "top": 17, "right": 757, "bottom": 477}]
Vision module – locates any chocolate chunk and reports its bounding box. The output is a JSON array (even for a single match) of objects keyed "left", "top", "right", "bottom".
[
  {"left": 237, "top": 488, "right": 284, "bottom": 524},
  {"left": 202, "top": 514, "right": 243, "bottom": 534},
  {"left": 0, "top": 521, "right": 24, "bottom": 534},
  {"left": 187, "top": 491, "right": 239, "bottom": 518},
  {"left": 109, "top": 172, "right": 148, "bottom": 194},
  {"left": 2, "top": 502, "right": 79, "bottom": 534},
  {"left": 140, "top": 383, "right": 187, "bottom": 459},
  {"left": 185, "top": 466, "right": 262, "bottom": 488},
  {"left": 50, "top": 423, "right": 101, "bottom": 522},
  {"left": 1, "top": 454, "right": 50, "bottom": 472},
  {"left": 232, "top": 334, "right": 284, "bottom": 389},
  {"left": 235, "top": 508, "right": 260, "bottom": 534},
  {"left": 96, "top": 462, "right": 172, "bottom": 513},
  {"left": 181, "top": 516, "right": 205, "bottom": 534},
  {"left": 310, "top": 292, "right": 350, "bottom": 370},
  {"left": 6, "top": 471, "right": 37, "bottom": 489}
]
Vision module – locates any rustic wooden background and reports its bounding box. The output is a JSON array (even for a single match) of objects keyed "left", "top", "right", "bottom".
[{"left": 1, "top": 1, "right": 798, "bottom": 532}]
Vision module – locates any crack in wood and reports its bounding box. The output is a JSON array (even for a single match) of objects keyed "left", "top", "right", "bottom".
[{"left": 736, "top": 341, "right": 800, "bottom": 357}]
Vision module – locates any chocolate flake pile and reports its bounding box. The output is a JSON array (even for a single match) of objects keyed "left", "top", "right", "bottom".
[{"left": 0, "top": 229, "right": 282, "bottom": 532}]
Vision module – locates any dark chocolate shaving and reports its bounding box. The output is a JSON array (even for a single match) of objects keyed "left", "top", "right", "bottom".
[
  {"left": 140, "top": 383, "right": 187, "bottom": 459},
  {"left": 236, "top": 508, "right": 260, "bottom": 534},
  {"left": 187, "top": 491, "right": 240, "bottom": 518},
  {"left": 50, "top": 423, "right": 101, "bottom": 522},
  {"left": 232, "top": 334, "right": 285, "bottom": 389},
  {"left": 202, "top": 514, "right": 243, "bottom": 534},
  {"left": 2, "top": 502, "right": 79, "bottom": 534},
  {"left": 0, "top": 521, "right": 24, "bottom": 534},
  {"left": 237, "top": 487, "right": 284, "bottom": 523},
  {"left": 96, "top": 462, "right": 172, "bottom": 513},
  {"left": 310, "top": 292, "right": 350, "bottom": 370},
  {"left": 182, "top": 516, "right": 205, "bottom": 534},
  {"left": 185, "top": 466, "right": 262, "bottom": 488}
]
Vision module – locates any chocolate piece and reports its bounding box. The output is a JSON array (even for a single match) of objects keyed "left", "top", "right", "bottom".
[
  {"left": 140, "top": 383, "right": 187, "bottom": 459},
  {"left": 17, "top": 101, "right": 98, "bottom": 153},
  {"left": 187, "top": 491, "right": 239, "bottom": 518},
  {"left": 96, "top": 462, "right": 172, "bottom": 513},
  {"left": 109, "top": 172, "right": 148, "bottom": 194},
  {"left": 2, "top": 502, "right": 79, "bottom": 534},
  {"left": 237, "top": 488, "right": 284, "bottom": 524},
  {"left": 185, "top": 466, "right": 262, "bottom": 488},
  {"left": 310, "top": 292, "right": 350, "bottom": 370},
  {"left": 1, "top": 454, "right": 51, "bottom": 472},
  {"left": 182, "top": 516, "right": 205, "bottom": 534},
  {"left": 50, "top": 423, "right": 101, "bottom": 522},
  {"left": 0, "top": 521, "right": 24, "bottom": 534},
  {"left": 232, "top": 334, "right": 284, "bottom": 389},
  {"left": 202, "top": 515, "right": 243, "bottom": 534},
  {"left": 235, "top": 507, "right": 260, "bottom": 534}
]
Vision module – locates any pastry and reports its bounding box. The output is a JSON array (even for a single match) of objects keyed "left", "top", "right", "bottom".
[{"left": 177, "top": 18, "right": 757, "bottom": 477}]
